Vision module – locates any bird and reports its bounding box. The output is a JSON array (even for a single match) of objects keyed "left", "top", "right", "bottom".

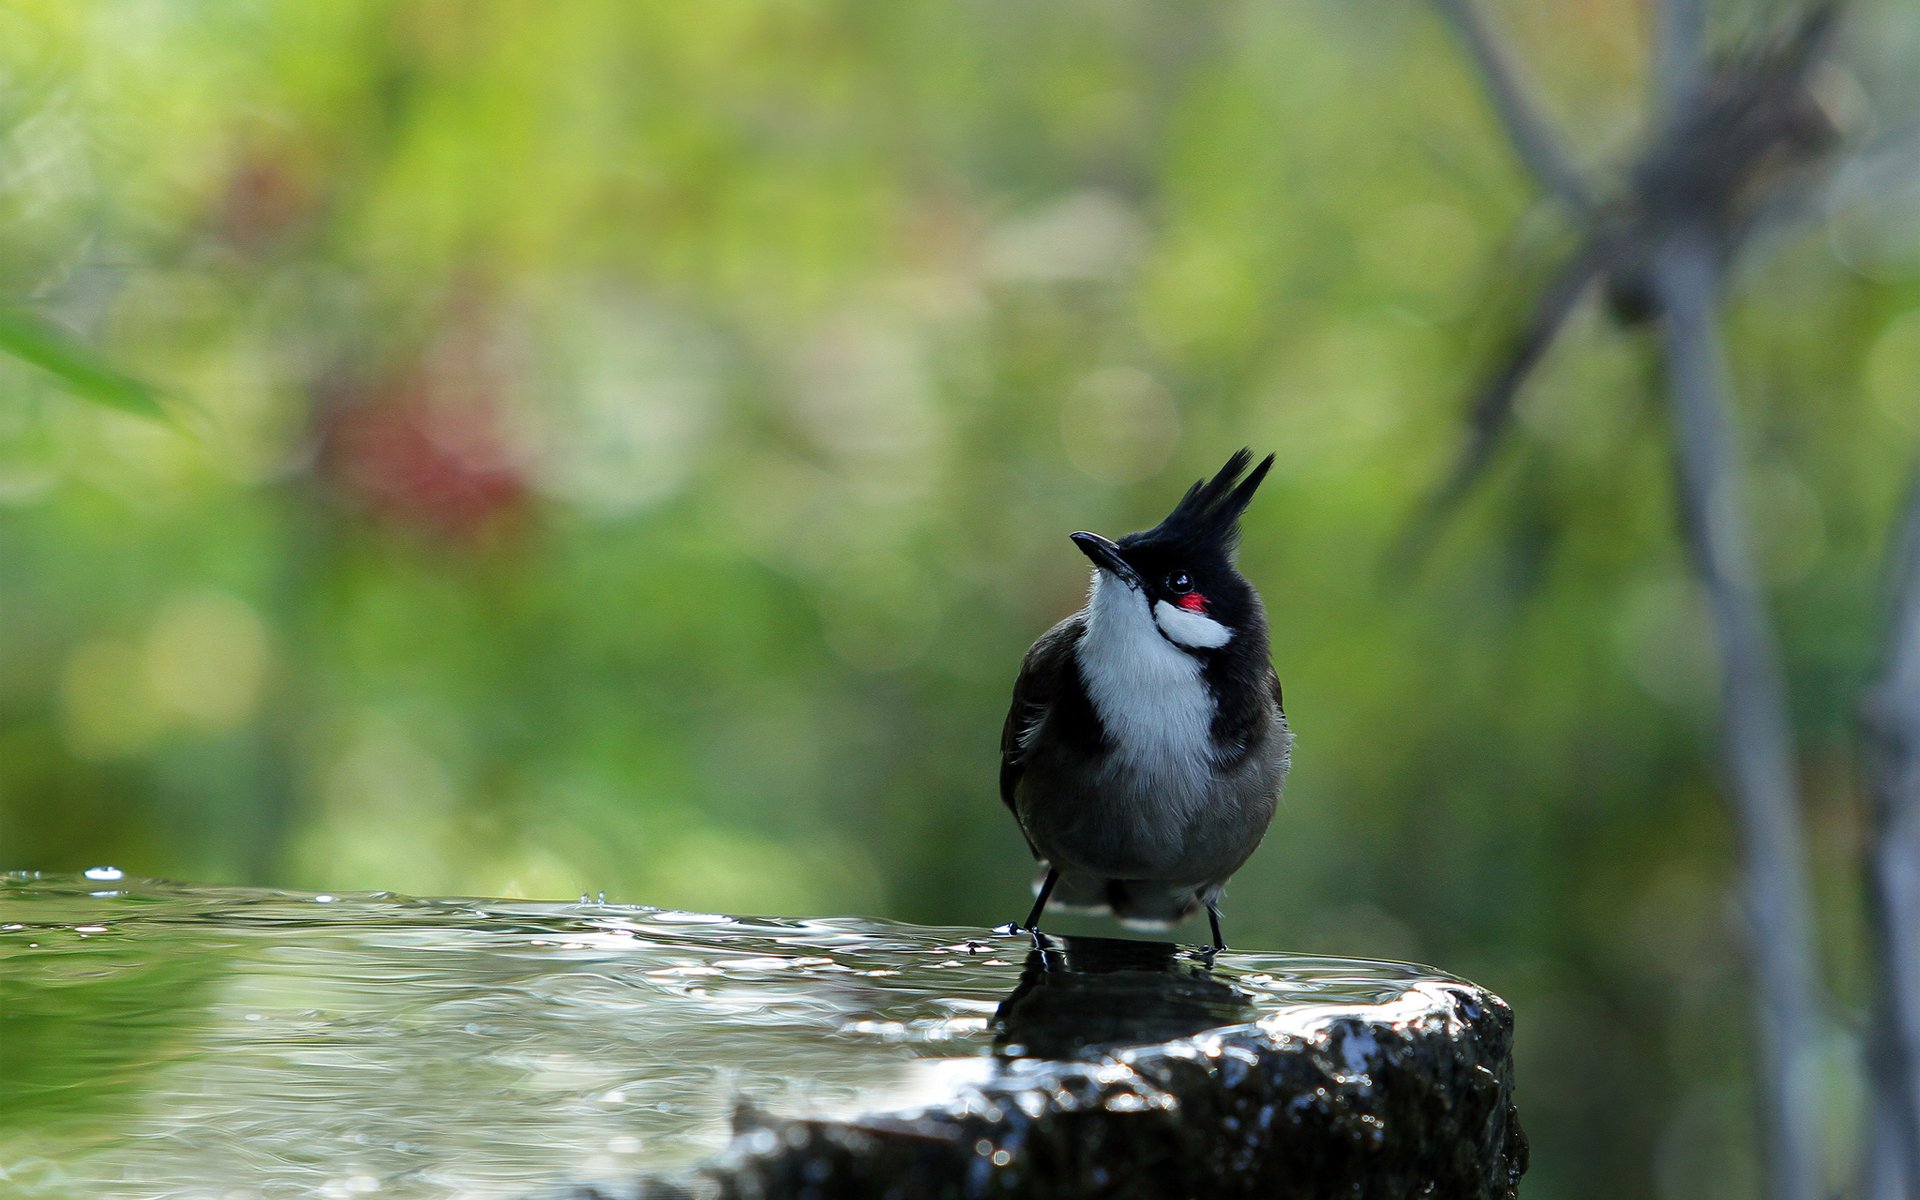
[{"left": 999, "top": 449, "right": 1290, "bottom": 951}]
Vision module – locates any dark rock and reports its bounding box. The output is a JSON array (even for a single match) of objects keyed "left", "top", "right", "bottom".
[{"left": 676, "top": 937, "right": 1525, "bottom": 1200}]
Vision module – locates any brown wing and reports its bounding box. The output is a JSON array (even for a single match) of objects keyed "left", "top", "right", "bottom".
[{"left": 999, "top": 615, "right": 1085, "bottom": 819}]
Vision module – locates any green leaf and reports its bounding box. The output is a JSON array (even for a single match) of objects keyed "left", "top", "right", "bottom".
[{"left": 0, "top": 307, "right": 168, "bottom": 420}]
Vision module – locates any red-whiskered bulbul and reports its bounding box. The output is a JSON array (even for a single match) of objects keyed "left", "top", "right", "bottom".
[{"left": 1000, "top": 449, "right": 1289, "bottom": 951}]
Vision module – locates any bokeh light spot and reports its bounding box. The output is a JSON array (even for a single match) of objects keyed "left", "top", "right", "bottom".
[
  {"left": 1865, "top": 308, "right": 1920, "bottom": 432},
  {"left": 144, "top": 590, "right": 272, "bottom": 733}
]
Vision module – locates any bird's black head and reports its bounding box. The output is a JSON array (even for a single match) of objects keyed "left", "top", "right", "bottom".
[{"left": 1071, "top": 449, "right": 1275, "bottom": 652}]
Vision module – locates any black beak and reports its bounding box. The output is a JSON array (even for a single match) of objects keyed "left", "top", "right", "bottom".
[{"left": 1070, "top": 532, "right": 1142, "bottom": 587}]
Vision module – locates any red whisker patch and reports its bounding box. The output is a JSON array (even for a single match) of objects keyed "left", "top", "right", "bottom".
[{"left": 1176, "top": 592, "right": 1208, "bottom": 611}]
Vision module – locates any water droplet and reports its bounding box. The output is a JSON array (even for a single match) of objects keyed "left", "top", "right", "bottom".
[{"left": 83, "top": 866, "right": 123, "bottom": 881}]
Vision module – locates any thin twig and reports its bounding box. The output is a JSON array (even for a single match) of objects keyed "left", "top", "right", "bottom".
[
  {"left": 1863, "top": 460, "right": 1920, "bottom": 1200},
  {"left": 1391, "top": 236, "right": 1605, "bottom": 571},
  {"left": 1652, "top": 225, "right": 1824, "bottom": 1200},
  {"left": 1430, "top": 0, "right": 1596, "bottom": 215},
  {"left": 1653, "top": 0, "right": 1708, "bottom": 117}
]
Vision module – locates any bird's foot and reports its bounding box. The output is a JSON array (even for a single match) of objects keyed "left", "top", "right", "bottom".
[{"left": 994, "top": 921, "right": 1051, "bottom": 950}]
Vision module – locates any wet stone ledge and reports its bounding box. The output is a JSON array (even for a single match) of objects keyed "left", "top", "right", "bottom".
[
  {"left": 581, "top": 937, "right": 1527, "bottom": 1200},
  {"left": 0, "top": 876, "right": 1524, "bottom": 1200}
]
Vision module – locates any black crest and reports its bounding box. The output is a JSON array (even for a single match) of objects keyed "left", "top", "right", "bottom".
[{"left": 1125, "top": 449, "right": 1275, "bottom": 554}]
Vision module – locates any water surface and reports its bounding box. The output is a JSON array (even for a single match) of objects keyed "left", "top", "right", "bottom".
[{"left": 0, "top": 872, "right": 1448, "bottom": 1199}]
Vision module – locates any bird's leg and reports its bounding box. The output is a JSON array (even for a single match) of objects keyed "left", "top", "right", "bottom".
[
  {"left": 1020, "top": 868, "right": 1059, "bottom": 945},
  {"left": 1206, "top": 901, "right": 1227, "bottom": 953}
]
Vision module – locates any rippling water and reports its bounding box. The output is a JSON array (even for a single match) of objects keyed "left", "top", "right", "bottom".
[{"left": 0, "top": 872, "right": 1449, "bottom": 1200}]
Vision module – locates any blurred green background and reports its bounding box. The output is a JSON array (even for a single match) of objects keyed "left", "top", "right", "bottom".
[{"left": 1, "top": 1, "right": 1917, "bottom": 1195}]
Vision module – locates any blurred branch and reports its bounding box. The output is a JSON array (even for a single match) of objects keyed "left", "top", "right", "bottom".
[
  {"left": 1406, "top": 4, "right": 1845, "bottom": 569},
  {"left": 1430, "top": 0, "right": 1596, "bottom": 215},
  {"left": 1863, "top": 460, "right": 1920, "bottom": 1200},
  {"left": 1653, "top": 0, "right": 1707, "bottom": 115},
  {"left": 1651, "top": 225, "right": 1823, "bottom": 1200},
  {"left": 1414, "top": 8, "right": 1844, "bottom": 1181},
  {"left": 1390, "top": 236, "right": 1604, "bottom": 570},
  {"left": 0, "top": 307, "right": 168, "bottom": 420}
]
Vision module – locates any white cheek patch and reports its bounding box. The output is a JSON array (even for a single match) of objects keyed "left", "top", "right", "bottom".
[{"left": 1153, "top": 600, "right": 1232, "bottom": 649}]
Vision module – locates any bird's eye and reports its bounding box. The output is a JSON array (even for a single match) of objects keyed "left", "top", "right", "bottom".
[{"left": 1166, "top": 571, "right": 1193, "bottom": 594}]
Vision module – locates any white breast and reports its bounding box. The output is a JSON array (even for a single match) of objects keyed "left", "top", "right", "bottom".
[{"left": 1074, "top": 572, "right": 1217, "bottom": 805}]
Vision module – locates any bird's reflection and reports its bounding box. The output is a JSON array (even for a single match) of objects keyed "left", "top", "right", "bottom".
[{"left": 991, "top": 934, "right": 1257, "bottom": 1060}]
